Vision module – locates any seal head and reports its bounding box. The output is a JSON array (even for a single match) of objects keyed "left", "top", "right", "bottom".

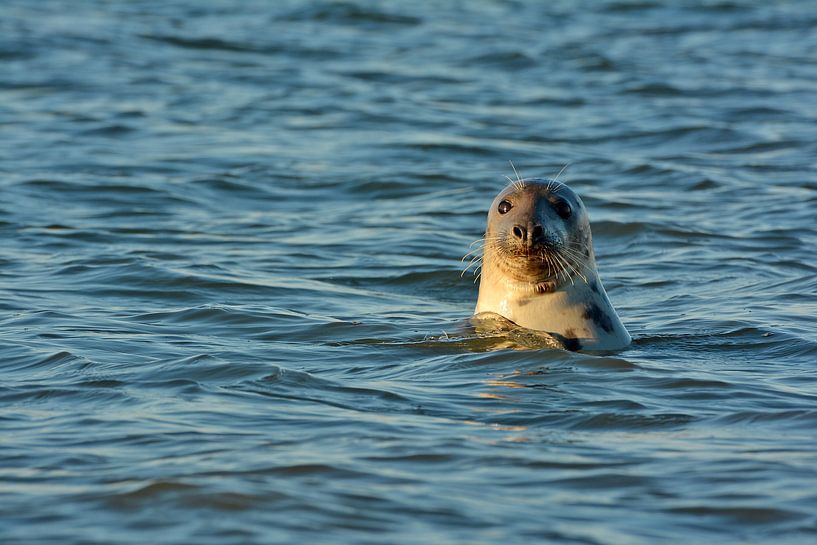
[{"left": 474, "top": 178, "right": 630, "bottom": 351}]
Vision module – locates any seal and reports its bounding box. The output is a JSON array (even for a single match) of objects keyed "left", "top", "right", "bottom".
[{"left": 473, "top": 176, "right": 631, "bottom": 351}]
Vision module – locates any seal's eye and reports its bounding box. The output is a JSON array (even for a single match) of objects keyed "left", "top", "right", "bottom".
[
  {"left": 554, "top": 200, "right": 572, "bottom": 219},
  {"left": 498, "top": 200, "right": 513, "bottom": 214}
]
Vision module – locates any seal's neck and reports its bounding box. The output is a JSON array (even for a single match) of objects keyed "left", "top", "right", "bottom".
[{"left": 475, "top": 253, "right": 630, "bottom": 351}]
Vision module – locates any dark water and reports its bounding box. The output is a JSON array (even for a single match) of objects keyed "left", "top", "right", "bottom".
[{"left": 2, "top": 1, "right": 817, "bottom": 543}]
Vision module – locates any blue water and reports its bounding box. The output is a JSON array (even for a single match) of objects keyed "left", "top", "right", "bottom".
[{"left": 2, "top": 1, "right": 817, "bottom": 544}]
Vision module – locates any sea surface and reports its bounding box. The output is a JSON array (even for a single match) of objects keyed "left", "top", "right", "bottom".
[{"left": 2, "top": 1, "right": 817, "bottom": 544}]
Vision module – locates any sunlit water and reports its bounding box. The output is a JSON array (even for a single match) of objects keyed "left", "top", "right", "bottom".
[{"left": 2, "top": 1, "right": 817, "bottom": 544}]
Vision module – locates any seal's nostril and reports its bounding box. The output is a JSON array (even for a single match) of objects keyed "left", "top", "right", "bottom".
[
  {"left": 512, "top": 225, "right": 526, "bottom": 240},
  {"left": 532, "top": 225, "right": 544, "bottom": 240}
]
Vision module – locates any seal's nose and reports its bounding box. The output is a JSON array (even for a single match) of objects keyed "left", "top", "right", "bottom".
[{"left": 512, "top": 223, "right": 546, "bottom": 247}]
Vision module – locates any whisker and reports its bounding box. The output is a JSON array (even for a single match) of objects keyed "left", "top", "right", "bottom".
[
  {"left": 461, "top": 248, "right": 483, "bottom": 261},
  {"left": 558, "top": 244, "right": 587, "bottom": 260},
  {"left": 559, "top": 247, "right": 594, "bottom": 274},
  {"left": 556, "top": 249, "right": 588, "bottom": 283},
  {"left": 548, "top": 251, "right": 566, "bottom": 282},
  {"left": 473, "top": 270, "right": 482, "bottom": 284},
  {"left": 461, "top": 239, "right": 487, "bottom": 262},
  {"left": 464, "top": 260, "right": 483, "bottom": 274},
  {"left": 461, "top": 236, "right": 503, "bottom": 262},
  {"left": 552, "top": 162, "right": 570, "bottom": 183},
  {"left": 545, "top": 162, "right": 570, "bottom": 192},
  {"left": 509, "top": 160, "right": 521, "bottom": 182},
  {"left": 554, "top": 253, "right": 575, "bottom": 285},
  {"left": 546, "top": 252, "right": 558, "bottom": 278},
  {"left": 554, "top": 252, "right": 574, "bottom": 283},
  {"left": 461, "top": 255, "right": 483, "bottom": 277},
  {"left": 561, "top": 255, "right": 580, "bottom": 285},
  {"left": 509, "top": 160, "right": 525, "bottom": 190}
]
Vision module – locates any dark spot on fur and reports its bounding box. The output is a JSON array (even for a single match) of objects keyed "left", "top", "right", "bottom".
[
  {"left": 583, "top": 303, "right": 613, "bottom": 333},
  {"left": 554, "top": 330, "right": 581, "bottom": 351},
  {"left": 589, "top": 280, "right": 600, "bottom": 294},
  {"left": 563, "top": 337, "right": 582, "bottom": 351}
]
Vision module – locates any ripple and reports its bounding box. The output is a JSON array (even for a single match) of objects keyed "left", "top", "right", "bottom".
[
  {"left": 4, "top": 348, "right": 91, "bottom": 374},
  {"left": 623, "top": 82, "right": 685, "bottom": 97},
  {"left": 569, "top": 412, "right": 697, "bottom": 430},
  {"left": 666, "top": 505, "right": 806, "bottom": 525},
  {"left": 465, "top": 50, "right": 537, "bottom": 69},
  {"left": 106, "top": 481, "right": 200, "bottom": 508},
  {"left": 592, "top": 220, "right": 662, "bottom": 235},
  {"left": 4, "top": 1, "right": 817, "bottom": 544},
  {"left": 135, "top": 353, "right": 273, "bottom": 384},
  {"left": 715, "top": 410, "right": 817, "bottom": 427},
  {"left": 549, "top": 472, "right": 649, "bottom": 489},
  {"left": 234, "top": 368, "right": 414, "bottom": 415},
  {"left": 142, "top": 34, "right": 279, "bottom": 54},
  {"left": 282, "top": 3, "right": 422, "bottom": 26},
  {"left": 79, "top": 123, "right": 137, "bottom": 136}
]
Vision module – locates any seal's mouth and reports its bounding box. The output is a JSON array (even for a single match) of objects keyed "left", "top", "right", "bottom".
[
  {"left": 493, "top": 237, "right": 564, "bottom": 282},
  {"left": 508, "top": 240, "right": 556, "bottom": 258},
  {"left": 488, "top": 234, "right": 589, "bottom": 288}
]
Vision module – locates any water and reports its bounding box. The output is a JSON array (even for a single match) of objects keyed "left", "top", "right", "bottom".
[{"left": 2, "top": 1, "right": 817, "bottom": 543}]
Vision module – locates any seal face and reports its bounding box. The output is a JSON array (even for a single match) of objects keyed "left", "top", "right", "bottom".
[{"left": 474, "top": 177, "right": 631, "bottom": 351}]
